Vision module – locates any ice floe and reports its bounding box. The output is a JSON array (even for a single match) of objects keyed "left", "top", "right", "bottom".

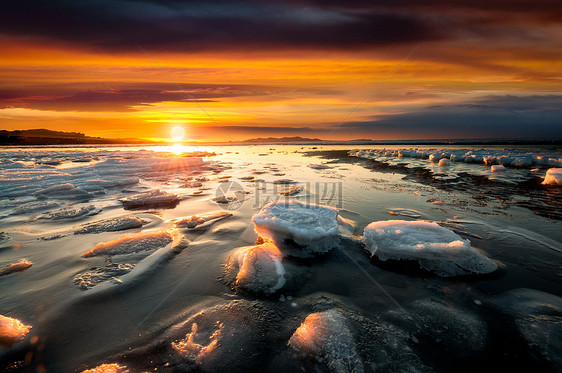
[
  {"left": 0, "top": 259, "right": 32, "bottom": 277},
  {"left": 252, "top": 201, "right": 340, "bottom": 257},
  {"left": 289, "top": 309, "right": 364, "bottom": 373},
  {"left": 82, "top": 231, "right": 174, "bottom": 257},
  {"left": 362, "top": 220, "right": 497, "bottom": 276},
  {"left": 120, "top": 189, "right": 181, "bottom": 210},
  {"left": 491, "top": 165, "right": 506, "bottom": 172},
  {"left": 231, "top": 243, "right": 286, "bottom": 295},
  {"left": 542, "top": 168, "right": 562, "bottom": 185},
  {"left": 0, "top": 315, "right": 31, "bottom": 347},
  {"left": 74, "top": 216, "right": 143, "bottom": 235}
]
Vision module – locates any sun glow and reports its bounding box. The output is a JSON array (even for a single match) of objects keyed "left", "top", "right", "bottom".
[{"left": 171, "top": 126, "right": 185, "bottom": 142}]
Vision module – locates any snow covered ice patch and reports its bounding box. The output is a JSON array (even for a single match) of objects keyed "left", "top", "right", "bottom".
[
  {"left": 362, "top": 220, "right": 497, "bottom": 277},
  {"left": 252, "top": 201, "right": 340, "bottom": 258}
]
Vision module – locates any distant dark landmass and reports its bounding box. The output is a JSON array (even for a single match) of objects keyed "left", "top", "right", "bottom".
[
  {"left": 238, "top": 136, "right": 323, "bottom": 143},
  {"left": 0, "top": 129, "right": 158, "bottom": 145}
]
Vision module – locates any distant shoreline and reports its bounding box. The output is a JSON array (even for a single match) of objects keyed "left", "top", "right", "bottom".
[{"left": 1, "top": 129, "right": 561, "bottom": 147}]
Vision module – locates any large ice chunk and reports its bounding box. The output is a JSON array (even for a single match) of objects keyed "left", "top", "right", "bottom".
[
  {"left": 542, "top": 168, "right": 562, "bottom": 186},
  {"left": 233, "top": 243, "right": 285, "bottom": 294},
  {"left": 288, "top": 309, "right": 364, "bottom": 373},
  {"left": 362, "top": 220, "right": 497, "bottom": 277},
  {"left": 252, "top": 201, "right": 340, "bottom": 257},
  {"left": 0, "top": 315, "right": 31, "bottom": 347}
]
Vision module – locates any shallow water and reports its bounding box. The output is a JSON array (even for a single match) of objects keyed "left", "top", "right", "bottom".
[{"left": 0, "top": 144, "right": 560, "bottom": 372}]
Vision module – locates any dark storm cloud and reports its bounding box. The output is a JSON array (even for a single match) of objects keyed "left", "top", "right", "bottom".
[
  {"left": 0, "top": 0, "right": 440, "bottom": 52},
  {"left": 338, "top": 95, "right": 562, "bottom": 139},
  {"left": 2, "top": 0, "right": 559, "bottom": 53}
]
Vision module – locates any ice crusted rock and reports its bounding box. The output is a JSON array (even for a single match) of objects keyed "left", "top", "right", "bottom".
[
  {"left": 74, "top": 216, "right": 143, "bottom": 234},
  {"left": 120, "top": 189, "right": 180, "bottom": 210},
  {"left": 289, "top": 309, "right": 364, "bottom": 373},
  {"left": 542, "top": 168, "right": 562, "bottom": 186},
  {"left": 232, "top": 243, "right": 286, "bottom": 295},
  {"left": 0, "top": 259, "right": 32, "bottom": 277},
  {"left": 362, "top": 220, "right": 497, "bottom": 277},
  {"left": 81, "top": 363, "right": 129, "bottom": 373},
  {"left": 82, "top": 231, "right": 174, "bottom": 257},
  {"left": 0, "top": 315, "right": 31, "bottom": 347},
  {"left": 492, "top": 288, "right": 562, "bottom": 371},
  {"left": 252, "top": 201, "right": 340, "bottom": 257}
]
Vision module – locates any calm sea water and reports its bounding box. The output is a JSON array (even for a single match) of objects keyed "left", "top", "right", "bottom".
[{"left": 0, "top": 144, "right": 560, "bottom": 372}]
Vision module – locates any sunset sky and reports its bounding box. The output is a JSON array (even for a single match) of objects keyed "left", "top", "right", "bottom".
[{"left": 1, "top": 0, "right": 561, "bottom": 142}]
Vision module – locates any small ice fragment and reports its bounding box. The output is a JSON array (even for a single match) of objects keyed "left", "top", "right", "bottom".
[
  {"left": 362, "top": 220, "right": 497, "bottom": 277},
  {"left": 82, "top": 231, "right": 173, "bottom": 257},
  {"left": 0, "top": 315, "right": 31, "bottom": 347},
  {"left": 309, "top": 164, "right": 332, "bottom": 170},
  {"left": 273, "top": 179, "right": 297, "bottom": 184},
  {"left": 542, "top": 168, "right": 562, "bottom": 186},
  {"left": 280, "top": 295, "right": 286, "bottom": 302},
  {"left": 491, "top": 165, "right": 506, "bottom": 172},
  {"left": 81, "top": 363, "right": 129, "bottom": 373},
  {"left": 291, "top": 302, "right": 297, "bottom": 307},
  {"left": 432, "top": 200, "right": 445, "bottom": 205},
  {"left": 74, "top": 216, "right": 143, "bottom": 235},
  {"left": 280, "top": 186, "right": 302, "bottom": 196},
  {"left": 252, "top": 201, "right": 340, "bottom": 257},
  {"left": 120, "top": 189, "right": 180, "bottom": 210},
  {"left": 175, "top": 211, "right": 232, "bottom": 229},
  {"left": 289, "top": 309, "right": 364, "bottom": 373},
  {"left": 473, "top": 299, "right": 482, "bottom": 305},
  {"left": 438, "top": 158, "right": 450, "bottom": 167},
  {"left": 0, "top": 259, "right": 32, "bottom": 277}
]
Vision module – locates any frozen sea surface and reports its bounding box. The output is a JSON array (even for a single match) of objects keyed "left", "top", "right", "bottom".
[{"left": 0, "top": 144, "right": 560, "bottom": 373}]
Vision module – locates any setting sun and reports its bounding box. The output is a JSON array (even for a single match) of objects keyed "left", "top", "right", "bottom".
[{"left": 171, "top": 126, "right": 185, "bottom": 142}]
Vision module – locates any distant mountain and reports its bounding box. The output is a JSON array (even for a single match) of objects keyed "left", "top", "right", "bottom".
[
  {"left": 239, "top": 136, "right": 323, "bottom": 143},
  {"left": 0, "top": 129, "right": 158, "bottom": 145}
]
